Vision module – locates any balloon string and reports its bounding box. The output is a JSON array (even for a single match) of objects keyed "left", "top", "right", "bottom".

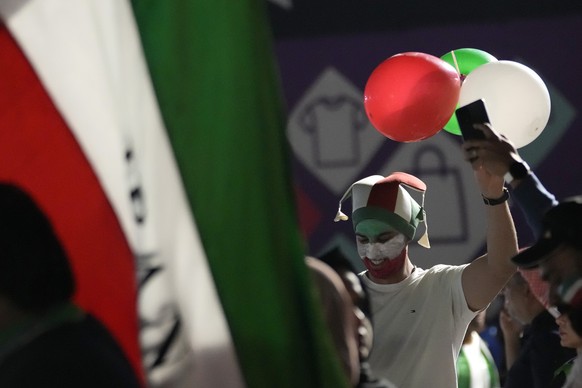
[{"left": 450, "top": 50, "right": 461, "bottom": 75}]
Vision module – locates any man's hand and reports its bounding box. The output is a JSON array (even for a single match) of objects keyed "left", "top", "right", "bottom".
[
  {"left": 461, "top": 123, "right": 526, "bottom": 196},
  {"left": 499, "top": 308, "right": 523, "bottom": 338},
  {"left": 461, "top": 123, "right": 523, "bottom": 178}
]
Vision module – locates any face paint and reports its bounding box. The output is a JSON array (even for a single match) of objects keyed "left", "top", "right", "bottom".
[
  {"left": 356, "top": 233, "right": 407, "bottom": 279},
  {"left": 357, "top": 233, "right": 407, "bottom": 262},
  {"left": 355, "top": 220, "right": 408, "bottom": 279},
  {"left": 363, "top": 248, "right": 407, "bottom": 279}
]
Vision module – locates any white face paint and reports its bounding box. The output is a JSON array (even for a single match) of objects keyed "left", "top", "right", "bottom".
[{"left": 357, "top": 233, "right": 407, "bottom": 264}]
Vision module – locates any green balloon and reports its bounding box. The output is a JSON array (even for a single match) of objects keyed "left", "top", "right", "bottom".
[{"left": 440, "top": 48, "right": 497, "bottom": 135}]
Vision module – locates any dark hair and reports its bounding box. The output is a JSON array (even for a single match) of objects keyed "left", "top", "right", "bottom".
[
  {"left": 319, "top": 247, "right": 371, "bottom": 319},
  {"left": 0, "top": 183, "right": 75, "bottom": 311}
]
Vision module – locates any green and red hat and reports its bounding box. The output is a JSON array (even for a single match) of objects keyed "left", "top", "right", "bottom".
[{"left": 334, "top": 172, "right": 430, "bottom": 248}]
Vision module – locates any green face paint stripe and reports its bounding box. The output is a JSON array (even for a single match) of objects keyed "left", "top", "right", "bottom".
[
  {"left": 352, "top": 207, "right": 416, "bottom": 239},
  {"left": 355, "top": 219, "right": 398, "bottom": 237}
]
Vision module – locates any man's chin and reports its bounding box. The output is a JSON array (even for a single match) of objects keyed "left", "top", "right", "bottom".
[{"left": 363, "top": 256, "right": 404, "bottom": 278}]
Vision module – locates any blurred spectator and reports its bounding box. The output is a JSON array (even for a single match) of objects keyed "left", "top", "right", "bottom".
[
  {"left": 500, "top": 271, "right": 575, "bottom": 387},
  {"left": 457, "top": 310, "right": 500, "bottom": 388},
  {"left": 306, "top": 256, "right": 359, "bottom": 386},
  {"left": 0, "top": 183, "right": 142, "bottom": 387},
  {"left": 320, "top": 248, "right": 397, "bottom": 388},
  {"left": 555, "top": 310, "right": 582, "bottom": 388},
  {"left": 308, "top": 252, "right": 397, "bottom": 388}
]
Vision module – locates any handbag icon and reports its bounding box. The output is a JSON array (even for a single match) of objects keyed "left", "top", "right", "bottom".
[{"left": 411, "top": 145, "right": 469, "bottom": 244}]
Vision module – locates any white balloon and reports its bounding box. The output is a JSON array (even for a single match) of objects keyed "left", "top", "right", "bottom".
[{"left": 459, "top": 60, "right": 551, "bottom": 148}]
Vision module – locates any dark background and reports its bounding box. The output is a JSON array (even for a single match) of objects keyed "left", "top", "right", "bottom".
[{"left": 268, "top": 1, "right": 582, "bottom": 38}]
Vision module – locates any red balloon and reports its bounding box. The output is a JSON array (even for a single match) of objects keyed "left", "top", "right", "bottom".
[{"left": 364, "top": 52, "right": 461, "bottom": 142}]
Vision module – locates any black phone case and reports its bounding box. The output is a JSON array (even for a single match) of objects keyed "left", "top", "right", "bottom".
[{"left": 455, "top": 99, "right": 489, "bottom": 141}]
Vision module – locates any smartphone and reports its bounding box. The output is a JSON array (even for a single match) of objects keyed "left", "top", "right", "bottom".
[{"left": 455, "top": 99, "right": 489, "bottom": 141}]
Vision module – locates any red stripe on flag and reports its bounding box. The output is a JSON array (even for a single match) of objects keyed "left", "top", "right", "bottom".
[{"left": 0, "top": 24, "right": 143, "bottom": 382}]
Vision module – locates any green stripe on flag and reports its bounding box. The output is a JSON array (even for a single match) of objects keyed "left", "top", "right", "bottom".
[{"left": 131, "top": 1, "right": 348, "bottom": 387}]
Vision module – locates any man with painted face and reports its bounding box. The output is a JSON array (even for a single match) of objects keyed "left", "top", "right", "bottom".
[{"left": 334, "top": 171, "right": 518, "bottom": 388}]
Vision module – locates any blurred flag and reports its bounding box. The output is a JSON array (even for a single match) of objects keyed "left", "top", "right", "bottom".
[{"left": 0, "top": 1, "right": 347, "bottom": 387}]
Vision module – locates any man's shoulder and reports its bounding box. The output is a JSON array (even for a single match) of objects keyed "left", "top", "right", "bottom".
[
  {"left": 415, "top": 264, "right": 466, "bottom": 289},
  {"left": 421, "top": 263, "right": 466, "bottom": 276}
]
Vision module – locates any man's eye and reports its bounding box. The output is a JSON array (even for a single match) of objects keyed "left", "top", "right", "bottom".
[
  {"left": 377, "top": 233, "right": 398, "bottom": 243},
  {"left": 357, "top": 238, "right": 369, "bottom": 244}
]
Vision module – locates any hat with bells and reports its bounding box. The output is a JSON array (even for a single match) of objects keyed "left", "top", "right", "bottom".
[{"left": 334, "top": 172, "right": 430, "bottom": 248}]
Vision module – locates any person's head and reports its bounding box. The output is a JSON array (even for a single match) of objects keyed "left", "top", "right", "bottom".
[
  {"left": 320, "top": 248, "right": 373, "bottom": 361},
  {"left": 0, "top": 183, "right": 75, "bottom": 318},
  {"left": 556, "top": 312, "right": 582, "bottom": 350},
  {"left": 334, "top": 172, "right": 429, "bottom": 281},
  {"left": 306, "top": 256, "right": 360, "bottom": 385},
  {"left": 502, "top": 271, "right": 546, "bottom": 325},
  {"left": 512, "top": 197, "right": 582, "bottom": 308}
]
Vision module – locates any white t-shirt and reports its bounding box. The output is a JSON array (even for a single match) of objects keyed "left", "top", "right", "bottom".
[{"left": 360, "top": 264, "right": 476, "bottom": 388}]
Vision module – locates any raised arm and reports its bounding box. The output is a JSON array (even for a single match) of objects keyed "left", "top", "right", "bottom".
[{"left": 461, "top": 125, "right": 518, "bottom": 311}]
